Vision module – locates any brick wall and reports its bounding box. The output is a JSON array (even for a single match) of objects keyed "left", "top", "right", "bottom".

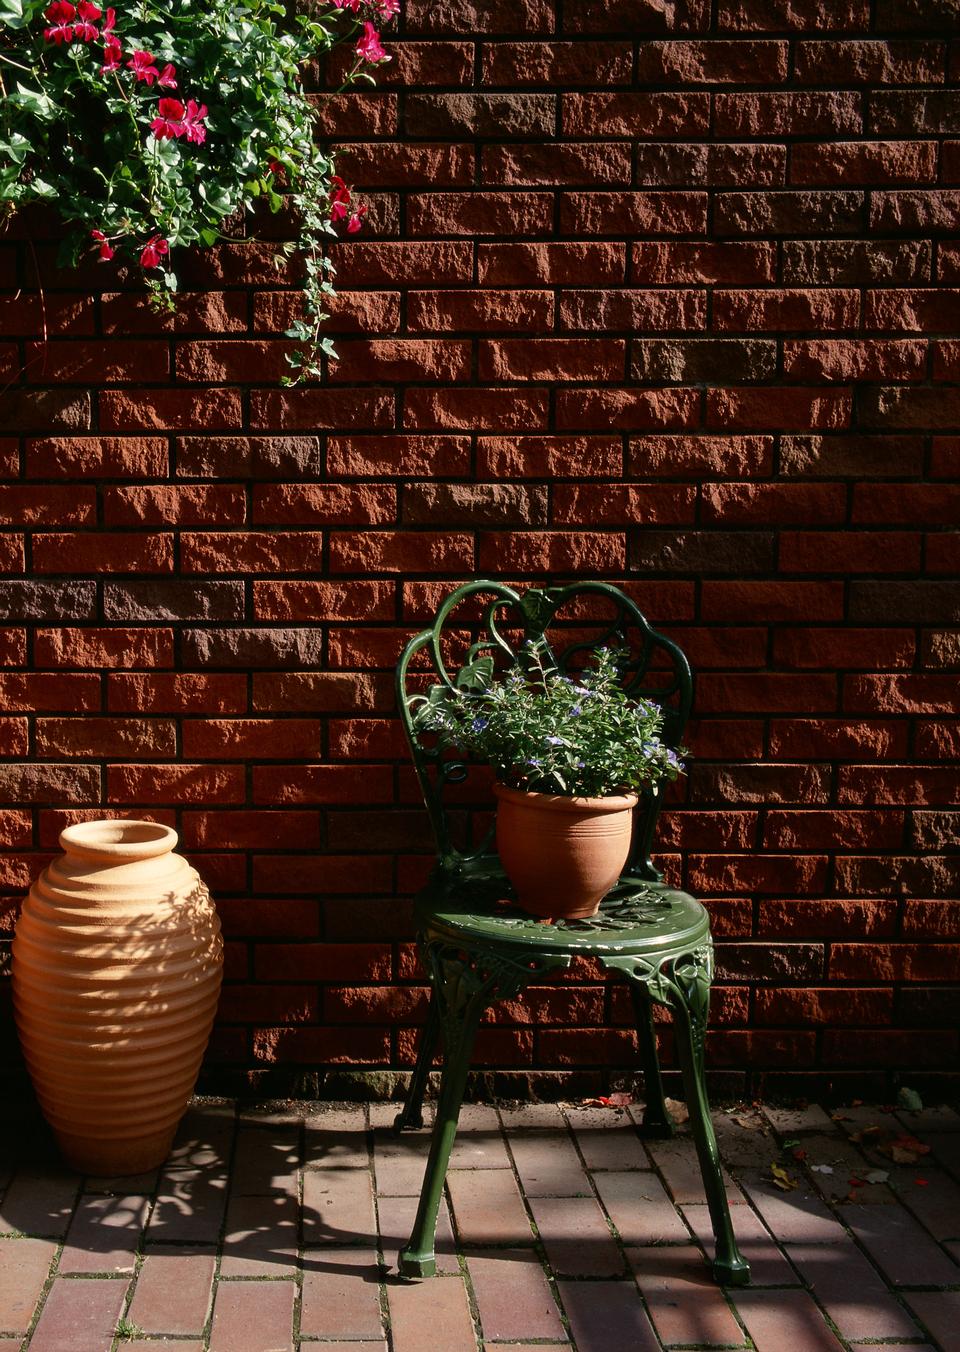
[{"left": 1, "top": 0, "right": 958, "bottom": 1099}]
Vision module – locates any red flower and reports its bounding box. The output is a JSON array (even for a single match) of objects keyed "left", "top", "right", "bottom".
[
  {"left": 127, "top": 49, "right": 160, "bottom": 83},
  {"left": 328, "top": 0, "right": 361, "bottom": 11},
  {"left": 347, "top": 204, "right": 367, "bottom": 233},
  {"left": 102, "top": 5, "right": 115, "bottom": 31},
  {"left": 377, "top": 0, "right": 399, "bottom": 18},
  {"left": 150, "top": 97, "right": 186, "bottom": 140},
  {"left": 74, "top": 0, "right": 100, "bottom": 40},
  {"left": 140, "top": 234, "right": 169, "bottom": 269},
  {"left": 90, "top": 228, "right": 114, "bottom": 261},
  {"left": 43, "top": 0, "right": 76, "bottom": 44},
  {"left": 157, "top": 63, "right": 177, "bottom": 89},
  {"left": 101, "top": 35, "right": 121, "bottom": 72},
  {"left": 356, "top": 21, "right": 389, "bottom": 63},
  {"left": 329, "top": 175, "right": 351, "bottom": 222},
  {"left": 183, "top": 99, "right": 208, "bottom": 144}
]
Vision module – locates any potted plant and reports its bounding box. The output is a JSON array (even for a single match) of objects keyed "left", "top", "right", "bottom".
[
  {"left": 0, "top": 0, "right": 394, "bottom": 379},
  {"left": 414, "top": 642, "right": 684, "bottom": 920}
]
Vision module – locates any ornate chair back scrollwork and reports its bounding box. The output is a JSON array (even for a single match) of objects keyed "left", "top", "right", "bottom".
[{"left": 392, "top": 580, "right": 749, "bottom": 1292}]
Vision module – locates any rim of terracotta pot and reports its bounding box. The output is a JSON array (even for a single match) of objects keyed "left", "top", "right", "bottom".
[
  {"left": 58, "top": 820, "right": 179, "bottom": 862},
  {"left": 493, "top": 782, "right": 638, "bottom": 814}
]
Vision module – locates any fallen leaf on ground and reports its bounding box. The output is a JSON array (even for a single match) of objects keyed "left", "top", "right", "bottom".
[
  {"left": 730, "top": 1113, "right": 763, "bottom": 1131},
  {"left": 582, "top": 1093, "right": 633, "bottom": 1109},
  {"left": 914, "top": 1177, "right": 929, "bottom": 1186},
  {"left": 770, "top": 1162, "right": 798, "bottom": 1191},
  {"left": 897, "top": 1087, "right": 923, "bottom": 1112},
  {"left": 810, "top": 1164, "right": 834, "bottom": 1174},
  {"left": 863, "top": 1169, "right": 889, "bottom": 1184},
  {"left": 664, "top": 1097, "right": 689, "bottom": 1124}
]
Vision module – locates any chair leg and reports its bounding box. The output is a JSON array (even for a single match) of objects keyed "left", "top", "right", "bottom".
[
  {"left": 397, "top": 981, "right": 482, "bottom": 1279},
  {"left": 669, "top": 971, "right": 750, "bottom": 1288},
  {"left": 394, "top": 987, "right": 441, "bottom": 1134},
  {"left": 630, "top": 983, "right": 674, "bottom": 1139}
]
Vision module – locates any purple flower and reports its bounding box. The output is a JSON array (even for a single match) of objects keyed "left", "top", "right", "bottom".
[
  {"left": 471, "top": 716, "right": 488, "bottom": 732},
  {"left": 544, "top": 735, "right": 565, "bottom": 746}
]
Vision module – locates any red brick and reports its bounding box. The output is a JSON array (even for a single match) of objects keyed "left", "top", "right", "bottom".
[
  {"left": 107, "top": 763, "right": 245, "bottom": 804},
  {"left": 783, "top": 338, "right": 925, "bottom": 381},
  {"left": 838, "top": 765, "right": 958, "bottom": 804},
  {"left": 865, "top": 287, "right": 960, "bottom": 330},
  {"left": 769, "top": 719, "right": 907, "bottom": 760},
  {"left": 103, "top": 485, "right": 245, "bottom": 526},
  {"left": 845, "top": 673, "right": 957, "bottom": 714},
  {"left": 713, "top": 287, "right": 858, "bottom": 330},
  {"left": 253, "top": 764, "right": 393, "bottom": 804},
  {"left": 37, "top": 716, "right": 176, "bottom": 760},
  {"left": 409, "top": 190, "right": 553, "bottom": 236},
  {"left": 556, "top": 386, "right": 699, "bottom": 430},
  {"left": 714, "top": 91, "right": 862, "bottom": 135},
  {"left": 100, "top": 289, "right": 246, "bottom": 334},
  {"left": 478, "top": 435, "right": 622, "bottom": 478},
  {"left": 792, "top": 140, "right": 937, "bottom": 185},
  {"left": 329, "top": 337, "right": 471, "bottom": 383},
  {"left": 780, "top": 531, "right": 921, "bottom": 573},
  {"left": 0, "top": 486, "right": 95, "bottom": 526},
  {"left": 408, "top": 289, "right": 554, "bottom": 332},
  {"left": 478, "top": 530, "right": 626, "bottom": 573},
  {"left": 563, "top": 92, "right": 709, "bottom": 137},
  {"left": 794, "top": 37, "right": 944, "bottom": 83},
  {"left": 101, "top": 388, "right": 242, "bottom": 431},
  {"left": 25, "top": 339, "right": 169, "bottom": 384},
  {"left": 553, "top": 484, "right": 694, "bottom": 525},
  {"left": 328, "top": 434, "right": 470, "bottom": 477},
  {"left": 758, "top": 898, "right": 896, "bottom": 938},
  {"left": 561, "top": 190, "right": 708, "bottom": 236},
  {"left": 707, "top": 386, "right": 851, "bottom": 430},
  {"left": 254, "top": 580, "right": 394, "bottom": 621},
  {"left": 636, "top": 39, "right": 788, "bottom": 83},
  {"left": 479, "top": 337, "right": 625, "bottom": 382},
  {"left": 404, "top": 387, "right": 550, "bottom": 430},
  {"left": 478, "top": 241, "right": 626, "bottom": 284},
  {"left": 34, "top": 627, "right": 174, "bottom": 669},
  {"left": 481, "top": 39, "right": 631, "bottom": 85},
  {"left": 773, "top": 627, "right": 915, "bottom": 669},
  {"left": 32, "top": 532, "right": 174, "bottom": 575},
  {"left": 483, "top": 140, "right": 631, "bottom": 185},
  {"left": 249, "top": 388, "right": 394, "bottom": 431},
  {"left": 719, "top": 0, "right": 868, "bottom": 28}
]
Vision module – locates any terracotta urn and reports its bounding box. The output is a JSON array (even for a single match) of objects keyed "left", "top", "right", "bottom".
[
  {"left": 12, "top": 820, "right": 223, "bottom": 1175},
  {"left": 493, "top": 783, "right": 638, "bottom": 921}
]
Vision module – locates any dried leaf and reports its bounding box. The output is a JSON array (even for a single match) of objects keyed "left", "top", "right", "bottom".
[
  {"left": 893, "top": 1133, "right": 930, "bottom": 1156},
  {"left": 664, "top": 1097, "right": 689, "bottom": 1124},
  {"left": 770, "top": 1163, "right": 798, "bottom": 1191},
  {"left": 810, "top": 1164, "right": 834, "bottom": 1174},
  {"left": 889, "top": 1145, "right": 919, "bottom": 1164},
  {"left": 863, "top": 1169, "right": 889, "bottom": 1185},
  {"left": 730, "top": 1113, "right": 763, "bottom": 1131}
]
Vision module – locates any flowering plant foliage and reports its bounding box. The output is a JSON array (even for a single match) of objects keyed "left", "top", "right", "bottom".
[
  {"left": 0, "top": 0, "right": 394, "bottom": 378},
  {"left": 414, "top": 642, "right": 685, "bottom": 799}
]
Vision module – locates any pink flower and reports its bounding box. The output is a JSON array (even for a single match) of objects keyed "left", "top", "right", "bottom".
[
  {"left": 43, "top": 0, "right": 76, "bottom": 44},
  {"left": 347, "top": 204, "right": 367, "bottom": 233},
  {"left": 101, "top": 35, "right": 121, "bottom": 72},
  {"left": 355, "top": 21, "right": 389, "bottom": 63},
  {"left": 150, "top": 97, "right": 186, "bottom": 140},
  {"left": 127, "top": 49, "right": 160, "bottom": 83},
  {"left": 74, "top": 0, "right": 100, "bottom": 40},
  {"left": 140, "top": 234, "right": 169, "bottom": 269},
  {"left": 157, "top": 63, "right": 177, "bottom": 88},
  {"left": 329, "top": 175, "right": 351, "bottom": 222},
  {"left": 377, "top": 0, "right": 400, "bottom": 18},
  {"left": 101, "top": 5, "right": 115, "bottom": 31},
  {"left": 90, "top": 228, "right": 114, "bottom": 260},
  {"left": 328, "top": 0, "right": 361, "bottom": 11},
  {"left": 183, "top": 99, "right": 207, "bottom": 144}
]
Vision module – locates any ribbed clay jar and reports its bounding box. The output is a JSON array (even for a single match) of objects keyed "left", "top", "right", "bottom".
[
  {"left": 494, "top": 783, "right": 638, "bottom": 921},
  {"left": 12, "top": 820, "right": 223, "bottom": 1175}
]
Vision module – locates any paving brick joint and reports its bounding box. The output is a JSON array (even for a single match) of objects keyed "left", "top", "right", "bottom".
[{"left": 0, "top": 1096, "right": 958, "bottom": 1351}]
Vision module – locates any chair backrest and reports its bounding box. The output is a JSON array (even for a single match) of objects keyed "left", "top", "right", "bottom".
[{"left": 396, "top": 580, "right": 693, "bottom": 882}]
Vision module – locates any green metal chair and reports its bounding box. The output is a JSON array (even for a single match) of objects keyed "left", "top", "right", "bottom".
[{"left": 393, "top": 579, "right": 750, "bottom": 1287}]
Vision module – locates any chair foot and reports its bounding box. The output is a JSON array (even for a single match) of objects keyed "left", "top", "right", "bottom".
[
  {"left": 393, "top": 1107, "right": 423, "bottom": 1135},
  {"left": 398, "top": 1246, "right": 436, "bottom": 1279},
  {"left": 638, "top": 1114, "right": 675, "bottom": 1140},
  {"left": 712, "top": 1254, "right": 751, "bottom": 1287}
]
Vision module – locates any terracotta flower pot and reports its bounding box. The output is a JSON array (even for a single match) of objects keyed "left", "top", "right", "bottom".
[
  {"left": 12, "top": 820, "right": 223, "bottom": 1175},
  {"left": 493, "top": 783, "right": 638, "bottom": 921}
]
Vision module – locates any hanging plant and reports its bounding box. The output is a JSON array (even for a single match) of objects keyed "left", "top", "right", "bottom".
[{"left": 0, "top": 0, "right": 395, "bottom": 380}]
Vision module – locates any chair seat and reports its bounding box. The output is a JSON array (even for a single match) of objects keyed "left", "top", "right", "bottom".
[{"left": 416, "top": 859, "right": 711, "bottom": 960}]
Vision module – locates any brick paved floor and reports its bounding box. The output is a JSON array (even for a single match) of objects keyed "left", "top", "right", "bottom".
[{"left": 0, "top": 1095, "right": 958, "bottom": 1351}]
